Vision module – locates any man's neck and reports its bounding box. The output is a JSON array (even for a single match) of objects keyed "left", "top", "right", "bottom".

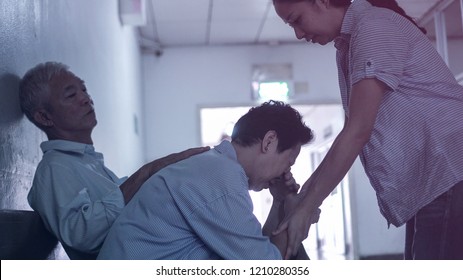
[{"left": 231, "top": 142, "right": 259, "bottom": 180}]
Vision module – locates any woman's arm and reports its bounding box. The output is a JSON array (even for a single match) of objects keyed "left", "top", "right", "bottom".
[
  {"left": 275, "top": 78, "right": 387, "bottom": 259},
  {"left": 119, "top": 146, "right": 209, "bottom": 203}
]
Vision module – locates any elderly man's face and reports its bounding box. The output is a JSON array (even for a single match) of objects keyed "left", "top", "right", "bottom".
[{"left": 44, "top": 71, "right": 97, "bottom": 139}]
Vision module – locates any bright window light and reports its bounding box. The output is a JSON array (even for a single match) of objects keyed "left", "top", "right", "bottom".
[{"left": 258, "top": 82, "right": 289, "bottom": 101}]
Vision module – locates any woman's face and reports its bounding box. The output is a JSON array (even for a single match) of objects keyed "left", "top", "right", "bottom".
[{"left": 274, "top": 0, "right": 342, "bottom": 45}]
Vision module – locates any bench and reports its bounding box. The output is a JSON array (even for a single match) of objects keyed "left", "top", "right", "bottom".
[
  {"left": 0, "top": 209, "right": 61, "bottom": 259},
  {"left": 0, "top": 209, "right": 97, "bottom": 260}
]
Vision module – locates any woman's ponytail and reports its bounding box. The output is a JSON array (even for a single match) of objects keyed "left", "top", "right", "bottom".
[{"left": 367, "top": 0, "right": 427, "bottom": 34}]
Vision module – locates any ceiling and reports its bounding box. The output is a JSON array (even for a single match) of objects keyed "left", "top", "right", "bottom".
[{"left": 137, "top": 0, "right": 462, "bottom": 53}]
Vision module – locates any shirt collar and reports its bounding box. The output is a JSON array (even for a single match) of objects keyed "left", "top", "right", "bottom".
[
  {"left": 213, "top": 140, "right": 238, "bottom": 162},
  {"left": 214, "top": 140, "right": 250, "bottom": 185},
  {"left": 40, "top": 139, "right": 95, "bottom": 155}
]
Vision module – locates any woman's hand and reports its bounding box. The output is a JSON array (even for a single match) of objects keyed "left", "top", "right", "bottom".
[{"left": 273, "top": 204, "right": 316, "bottom": 259}]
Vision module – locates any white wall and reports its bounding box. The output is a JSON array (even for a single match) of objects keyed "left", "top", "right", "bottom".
[
  {"left": 349, "top": 160, "right": 405, "bottom": 258},
  {"left": 142, "top": 44, "right": 340, "bottom": 159},
  {"left": 0, "top": 0, "right": 144, "bottom": 213},
  {"left": 448, "top": 39, "right": 463, "bottom": 76},
  {"left": 142, "top": 43, "right": 405, "bottom": 258}
]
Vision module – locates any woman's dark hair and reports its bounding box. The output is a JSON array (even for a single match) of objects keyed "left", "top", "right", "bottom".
[
  {"left": 231, "top": 100, "right": 313, "bottom": 152},
  {"left": 273, "top": 0, "right": 426, "bottom": 34},
  {"left": 366, "top": 0, "right": 426, "bottom": 34}
]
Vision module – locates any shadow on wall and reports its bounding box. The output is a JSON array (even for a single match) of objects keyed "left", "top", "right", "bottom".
[
  {"left": 0, "top": 73, "right": 23, "bottom": 126},
  {"left": 0, "top": 73, "right": 36, "bottom": 210}
]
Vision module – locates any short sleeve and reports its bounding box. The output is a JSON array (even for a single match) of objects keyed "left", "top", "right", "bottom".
[{"left": 350, "top": 17, "right": 409, "bottom": 91}]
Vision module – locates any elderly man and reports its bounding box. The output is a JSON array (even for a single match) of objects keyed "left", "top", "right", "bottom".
[
  {"left": 98, "top": 101, "right": 315, "bottom": 259},
  {"left": 19, "top": 62, "right": 207, "bottom": 258}
]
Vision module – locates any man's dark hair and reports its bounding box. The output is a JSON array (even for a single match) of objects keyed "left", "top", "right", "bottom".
[{"left": 232, "top": 100, "right": 313, "bottom": 152}]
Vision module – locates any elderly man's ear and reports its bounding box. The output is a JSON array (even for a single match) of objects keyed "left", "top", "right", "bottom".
[
  {"left": 34, "top": 109, "right": 54, "bottom": 127},
  {"left": 261, "top": 130, "right": 278, "bottom": 153}
]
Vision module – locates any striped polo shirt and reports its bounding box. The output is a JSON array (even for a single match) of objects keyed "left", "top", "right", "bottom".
[
  {"left": 97, "top": 140, "right": 282, "bottom": 259},
  {"left": 334, "top": 0, "right": 463, "bottom": 226}
]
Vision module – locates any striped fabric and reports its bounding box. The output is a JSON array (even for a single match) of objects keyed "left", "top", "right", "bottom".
[
  {"left": 334, "top": 0, "right": 463, "bottom": 226},
  {"left": 97, "top": 141, "right": 282, "bottom": 260},
  {"left": 28, "top": 140, "right": 126, "bottom": 253}
]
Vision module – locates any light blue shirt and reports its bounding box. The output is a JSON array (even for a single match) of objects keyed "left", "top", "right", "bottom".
[
  {"left": 97, "top": 141, "right": 282, "bottom": 260},
  {"left": 335, "top": 0, "right": 463, "bottom": 226},
  {"left": 28, "top": 140, "right": 126, "bottom": 254}
]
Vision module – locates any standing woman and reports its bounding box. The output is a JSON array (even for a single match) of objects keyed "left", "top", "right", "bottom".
[{"left": 272, "top": 0, "right": 463, "bottom": 259}]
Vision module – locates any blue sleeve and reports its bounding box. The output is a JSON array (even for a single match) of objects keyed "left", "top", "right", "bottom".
[{"left": 28, "top": 162, "right": 125, "bottom": 253}]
